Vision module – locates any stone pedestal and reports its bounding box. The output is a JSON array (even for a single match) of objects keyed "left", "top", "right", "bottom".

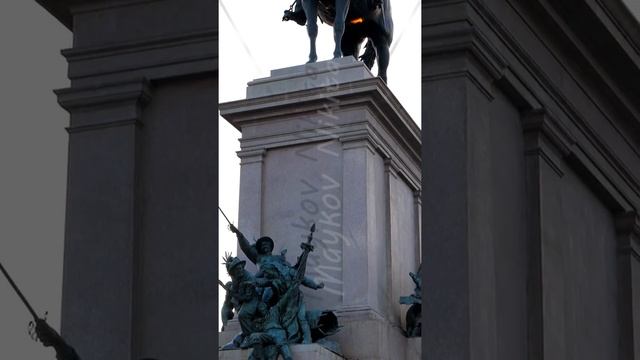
[
  {"left": 219, "top": 344, "right": 344, "bottom": 360},
  {"left": 406, "top": 337, "right": 422, "bottom": 360},
  {"left": 219, "top": 57, "right": 421, "bottom": 359}
]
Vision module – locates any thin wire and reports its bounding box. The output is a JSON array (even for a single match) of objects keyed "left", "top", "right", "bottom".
[
  {"left": 390, "top": 0, "right": 421, "bottom": 56},
  {"left": 220, "top": 0, "right": 264, "bottom": 74}
]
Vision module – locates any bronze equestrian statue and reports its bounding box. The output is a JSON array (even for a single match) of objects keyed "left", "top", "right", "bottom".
[{"left": 283, "top": 0, "right": 393, "bottom": 82}]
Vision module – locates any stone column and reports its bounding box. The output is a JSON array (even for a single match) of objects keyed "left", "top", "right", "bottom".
[
  {"left": 219, "top": 57, "right": 421, "bottom": 360},
  {"left": 37, "top": 1, "right": 217, "bottom": 359},
  {"left": 615, "top": 213, "right": 640, "bottom": 360},
  {"left": 422, "top": 62, "right": 500, "bottom": 360},
  {"left": 522, "top": 110, "right": 574, "bottom": 360},
  {"left": 236, "top": 149, "right": 266, "bottom": 274}
]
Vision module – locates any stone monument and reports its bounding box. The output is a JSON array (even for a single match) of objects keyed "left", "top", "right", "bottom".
[{"left": 219, "top": 56, "right": 421, "bottom": 359}]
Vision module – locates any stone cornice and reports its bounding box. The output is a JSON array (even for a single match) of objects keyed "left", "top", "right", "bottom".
[
  {"left": 595, "top": 0, "right": 640, "bottom": 58},
  {"left": 497, "top": 0, "right": 640, "bottom": 208},
  {"left": 62, "top": 29, "right": 216, "bottom": 60},
  {"left": 35, "top": 0, "right": 163, "bottom": 30},
  {"left": 55, "top": 79, "right": 151, "bottom": 133},
  {"left": 220, "top": 78, "right": 420, "bottom": 163},
  {"left": 522, "top": 109, "right": 577, "bottom": 180},
  {"left": 422, "top": 15, "right": 507, "bottom": 100},
  {"left": 220, "top": 78, "right": 421, "bottom": 192},
  {"left": 236, "top": 149, "right": 266, "bottom": 165},
  {"left": 539, "top": 0, "right": 640, "bottom": 121},
  {"left": 69, "top": 0, "right": 161, "bottom": 15},
  {"left": 35, "top": 0, "right": 75, "bottom": 29},
  {"left": 422, "top": 12, "right": 508, "bottom": 81},
  {"left": 522, "top": 109, "right": 576, "bottom": 157},
  {"left": 423, "top": 0, "right": 640, "bottom": 212},
  {"left": 522, "top": 109, "right": 636, "bottom": 212},
  {"left": 55, "top": 79, "right": 151, "bottom": 110},
  {"left": 62, "top": 29, "right": 217, "bottom": 85},
  {"left": 615, "top": 212, "right": 640, "bottom": 260}
]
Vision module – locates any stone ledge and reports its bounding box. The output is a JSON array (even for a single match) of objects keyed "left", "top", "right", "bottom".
[
  {"left": 219, "top": 344, "right": 344, "bottom": 360},
  {"left": 246, "top": 57, "right": 374, "bottom": 99}
]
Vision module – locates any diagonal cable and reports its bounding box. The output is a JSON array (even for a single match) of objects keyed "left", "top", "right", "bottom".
[
  {"left": 390, "top": 0, "right": 421, "bottom": 56},
  {"left": 220, "top": 0, "right": 264, "bottom": 74}
]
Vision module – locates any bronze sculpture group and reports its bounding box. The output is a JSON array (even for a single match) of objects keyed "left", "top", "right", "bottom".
[
  {"left": 283, "top": 0, "right": 394, "bottom": 82},
  {"left": 219, "top": 223, "right": 340, "bottom": 359},
  {"left": 400, "top": 264, "right": 422, "bottom": 337}
]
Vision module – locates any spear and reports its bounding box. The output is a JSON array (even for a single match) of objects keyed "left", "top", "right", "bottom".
[
  {"left": 0, "top": 260, "right": 40, "bottom": 322},
  {"left": 218, "top": 206, "right": 233, "bottom": 227},
  {"left": 218, "top": 279, "right": 230, "bottom": 292}
]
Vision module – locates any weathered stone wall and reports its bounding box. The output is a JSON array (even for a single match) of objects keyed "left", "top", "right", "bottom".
[{"left": 423, "top": 1, "right": 640, "bottom": 359}]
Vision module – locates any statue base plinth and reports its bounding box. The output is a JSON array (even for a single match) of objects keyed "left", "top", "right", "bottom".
[
  {"left": 218, "top": 344, "right": 344, "bottom": 360},
  {"left": 407, "top": 337, "right": 422, "bottom": 360},
  {"left": 220, "top": 58, "right": 421, "bottom": 360}
]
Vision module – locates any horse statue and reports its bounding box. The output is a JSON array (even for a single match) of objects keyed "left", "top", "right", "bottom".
[{"left": 283, "top": 0, "right": 393, "bottom": 82}]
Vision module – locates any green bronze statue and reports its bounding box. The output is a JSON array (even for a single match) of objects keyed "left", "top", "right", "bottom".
[
  {"left": 400, "top": 264, "right": 422, "bottom": 337},
  {"left": 219, "top": 218, "right": 340, "bottom": 359},
  {"left": 230, "top": 224, "right": 324, "bottom": 344}
]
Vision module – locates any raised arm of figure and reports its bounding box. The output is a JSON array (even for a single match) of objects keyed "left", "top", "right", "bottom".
[{"left": 229, "top": 224, "right": 258, "bottom": 264}]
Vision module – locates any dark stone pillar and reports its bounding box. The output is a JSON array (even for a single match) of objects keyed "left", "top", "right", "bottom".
[
  {"left": 56, "top": 80, "right": 149, "bottom": 360},
  {"left": 522, "top": 110, "right": 574, "bottom": 360},
  {"left": 422, "top": 34, "right": 499, "bottom": 360},
  {"left": 38, "top": 1, "right": 217, "bottom": 359},
  {"left": 616, "top": 213, "right": 640, "bottom": 360}
]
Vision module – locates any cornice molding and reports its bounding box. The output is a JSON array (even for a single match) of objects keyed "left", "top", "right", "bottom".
[
  {"left": 220, "top": 78, "right": 421, "bottom": 191},
  {"left": 422, "top": 19, "right": 508, "bottom": 81},
  {"left": 35, "top": 0, "right": 166, "bottom": 30},
  {"left": 55, "top": 79, "right": 152, "bottom": 110},
  {"left": 522, "top": 109, "right": 576, "bottom": 157},
  {"left": 62, "top": 29, "right": 216, "bottom": 61},
  {"left": 220, "top": 78, "right": 420, "bottom": 165},
  {"left": 422, "top": 12, "right": 508, "bottom": 100},
  {"left": 62, "top": 29, "right": 217, "bottom": 84},
  {"left": 69, "top": 0, "right": 161, "bottom": 15},
  {"left": 237, "top": 149, "right": 266, "bottom": 165},
  {"left": 423, "top": 0, "right": 640, "bottom": 211},
  {"left": 615, "top": 211, "right": 640, "bottom": 261},
  {"left": 55, "top": 79, "right": 151, "bottom": 133}
]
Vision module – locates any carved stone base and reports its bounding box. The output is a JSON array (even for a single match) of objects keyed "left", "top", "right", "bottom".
[
  {"left": 330, "top": 308, "right": 408, "bottom": 360},
  {"left": 219, "top": 59, "right": 421, "bottom": 360},
  {"left": 406, "top": 337, "right": 422, "bottom": 360},
  {"left": 218, "top": 319, "right": 240, "bottom": 349},
  {"left": 218, "top": 309, "right": 415, "bottom": 359},
  {"left": 218, "top": 344, "right": 344, "bottom": 360}
]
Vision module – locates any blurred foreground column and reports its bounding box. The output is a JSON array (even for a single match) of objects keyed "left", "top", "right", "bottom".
[{"left": 36, "top": 1, "right": 217, "bottom": 359}]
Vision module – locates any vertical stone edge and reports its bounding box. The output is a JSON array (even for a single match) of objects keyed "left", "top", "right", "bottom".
[{"left": 55, "top": 79, "right": 151, "bottom": 360}]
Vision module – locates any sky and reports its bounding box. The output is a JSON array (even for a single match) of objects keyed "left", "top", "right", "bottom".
[
  {"left": 623, "top": 0, "right": 640, "bottom": 19},
  {"left": 217, "top": 0, "right": 422, "bottom": 330}
]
